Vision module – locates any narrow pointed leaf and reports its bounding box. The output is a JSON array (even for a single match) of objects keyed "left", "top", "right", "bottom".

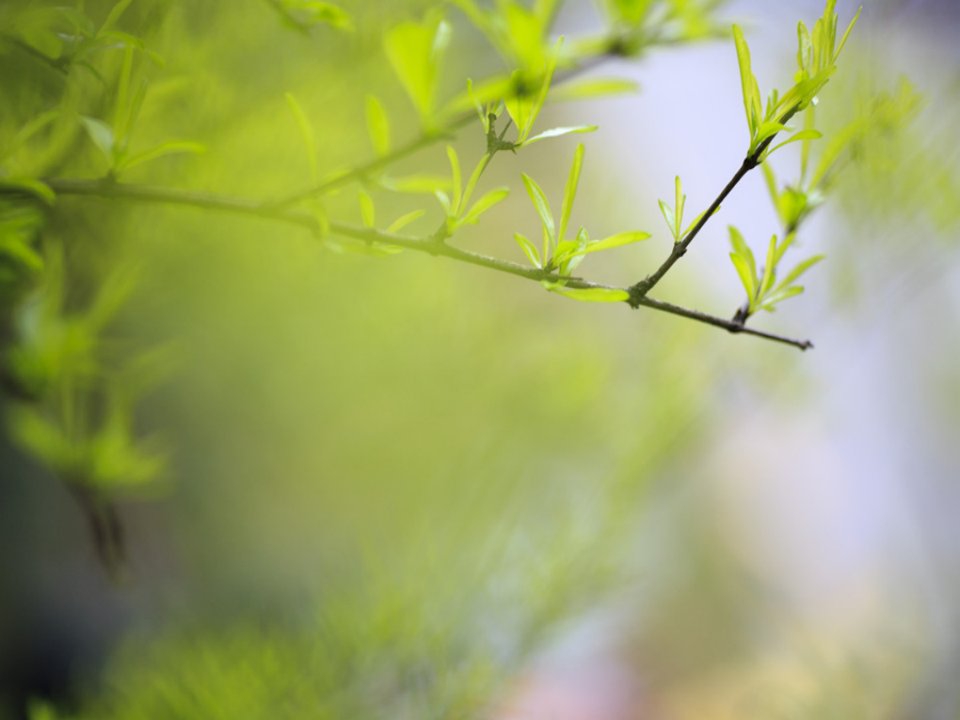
[
  {"left": 580, "top": 230, "right": 651, "bottom": 254},
  {"left": 548, "top": 286, "right": 630, "bottom": 303},
  {"left": 365, "top": 95, "right": 391, "bottom": 156},
  {"left": 460, "top": 187, "right": 509, "bottom": 225},
  {"left": 514, "top": 232, "right": 541, "bottom": 268},
  {"left": 558, "top": 143, "right": 584, "bottom": 243},
  {"left": 774, "top": 254, "right": 825, "bottom": 292},
  {"left": 521, "top": 125, "right": 597, "bottom": 147},
  {"left": 386, "top": 209, "right": 426, "bottom": 233},
  {"left": 116, "top": 141, "right": 205, "bottom": 172},
  {"left": 446, "top": 145, "right": 462, "bottom": 214},
  {"left": 549, "top": 77, "right": 639, "bottom": 102},
  {"left": 521, "top": 173, "right": 555, "bottom": 242}
]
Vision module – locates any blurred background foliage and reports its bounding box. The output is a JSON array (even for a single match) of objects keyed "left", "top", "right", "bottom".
[{"left": 1, "top": 0, "right": 958, "bottom": 719}]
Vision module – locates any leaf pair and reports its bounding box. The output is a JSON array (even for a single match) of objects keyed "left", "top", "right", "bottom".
[
  {"left": 436, "top": 147, "right": 509, "bottom": 233},
  {"left": 656, "top": 175, "right": 708, "bottom": 243},
  {"left": 728, "top": 226, "right": 823, "bottom": 317},
  {"left": 515, "top": 144, "right": 646, "bottom": 303}
]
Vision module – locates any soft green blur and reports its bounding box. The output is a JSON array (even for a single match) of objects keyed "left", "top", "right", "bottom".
[{"left": 2, "top": 1, "right": 958, "bottom": 719}]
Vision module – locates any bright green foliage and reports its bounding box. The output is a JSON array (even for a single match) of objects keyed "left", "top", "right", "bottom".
[
  {"left": 286, "top": 93, "right": 320, "bottom": 184},
  {"left": 452, "top": 0, "right": 558, "bottom": 76},
  {"left": 732, "top": 0, "right": 860, "bottom": 159},
  {"left": 517, "top": 144, "right": 649, "bottom": 302},
  {"left": 594, "top": 0, "right": 726, "bottom": 55},
  {"left": 384, "top": 10, "right": 451, "bottom": 128},
  {"left": 268, "top": 0, "right": 352, "bottom": 31},
  {"left": 729, "top": 226, "right": 823, "bottom": 317},
  {"left": 435, "top": 147, "right": 509, "bottom": 233},
  {"left": 5, "top": 254, "right": 165, "bottom": 488},
  {"left": 365, "top": 95, "right": 392, "bottom": 157}
]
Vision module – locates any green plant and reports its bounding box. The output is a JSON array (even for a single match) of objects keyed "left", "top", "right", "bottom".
[
  {"left": 1, "top": 0, "right": 932, "bottom": 717},
  {"left": 0, "top": 0, "right": 878, "bottom": 565}
]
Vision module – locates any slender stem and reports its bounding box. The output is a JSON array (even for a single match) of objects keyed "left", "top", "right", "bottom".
[
  {"left": 631, "top": 109, "right": 798, "bottom": 299},
  {"left": 40, "top": 178, "right": 812, "bottom": 350},
  {"left": 633, "top": 295, "right": 813, "bottom": 351}
]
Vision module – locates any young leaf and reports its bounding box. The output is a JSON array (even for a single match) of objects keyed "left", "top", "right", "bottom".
[
  {"left": 446, "top": 145, "right": 462, "bottom": 215},
  {"left": 80, "top": 116, "right": 116, "bottom": 163},
  {"left": 730, "top": 253, "right": 757, "bottom": 302},
  {"left": 365, "top": 95, "right": 391, "bottom": 157},
  {"left": 759, "top": 235, "right": 778, "bottom": 298},
  {"left": 460, "top": 187, "right": 509, "bottom": 226},
  {"left": 558, "top": 143, "right": 584, "bottom": 244},
  {"left": 387, "top": 209, "right": 426, "bottom": 233},
  {"left": 0, "top": 179, "right": 56, "bottom": 205},
  {"left": 764, "top": 128, "right": 822, "bottom": 159},
  {"left": 774, "top": 254, "right": 825, "bottom": 293},
  {"left": 520, "top": 173, "right": 555, "bottom": 243},
  {"left": 358, "top": 189, "right": 375, "bottom": 228},
  {"left": 514, "top": 232, "right": 542, "bottom": 268},
  {"left": 549, "top": 77, "right": 639, "bottom": 102},
  {"left": 384, "top": 14, "right": 448, "bottom": 124},
  {"left": 578, "top": 230, "right": 651, "bottom": 255},
  {"left": 658, "top": 199, "right": 676, "bottom": 240},
  {"left": 460, "top": 153, "right": 491, "bottom": 213},
  {"left": 285, "top": 92, "right": 318, "bottom": 183},
  {"left": 379, "top": 175, "right": 451, "bottom": 194},
  {"left": 521, "top": 125, "right": 597, "bottom": 147},
  {"left": 732, "top": 25, "right": 761, "bottom": 139},
  {"left": 546, "top": 285, "right": 630, "bottom": 303},
  {"left": 116, "top": 141, "right": 205, "bottom": 172}
]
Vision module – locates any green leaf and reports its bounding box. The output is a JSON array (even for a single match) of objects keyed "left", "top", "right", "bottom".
[
  {"left": 578, "top": 230, "right": 651, "bottom": 254},
  {"left": 0, "top": 179, "right": 56, "bottom": 205},
  {"left": 386, "top": 209, "right": 426, "bottom": 233},
  {"left": 379, "top": 175, "right": 451, "bottom": 194},
  {"left": 835, "top": 6, "right": 862, "bottom": 61},
  {"left": 365, "top": 95, "right": 391, "bottom": 157},
  {"left": 674, "top": 175, "right": 685, "bottom": 238},
  {"left": 549, "top": 77, "right": 639, "bottom": 102},
  {"left": 98, "top": 0, "right": 135, "bottom": 36},
  {"left": 384, "top": 15, "right": 448, "bottom": 124},
  {"left": 546, "top": 285, "right": 630, "bottom": 303},
  {"left": 514, "top": 232, "right": 541, "bottom": 268},
  {"left": 765, "top": 128, "right": 822, "bottom": 158},
  {"left": 728, "top": 226, "right": 757, "bottom": 300},
  {"left": 763, "top": 285, "right": 804, "bottom": 309},
  {"left": 520, "top": 125, "right": 597, "bottom": 147},
  {"left": 558, "top": 143, "right": 584, "bottom": 244},
  {"left": 79, "top": 116, "right": 116, "bottom": 163},
  {"left": 504, "top": 37, "right": 561, "bottom": 142},
  {"left": 774, "top": 254, "right": 824, "bottom": 293},
  {"left": 460, "top": 187, "right": 509, "bottom": 226},
  {"left": 115, "top": 141, "right": 205, "bottom": 172},
  {"left": 521, "top": 173, "right": 555, "bottom": 243},
  {"left": 730, "top": 253, "right": 757, "bottom": 301},
  {"left": 759, "top": 235, "right": 778, "bottom": 298},
  {"left": 732, "top": 25, "right": 761, "bottom": 137},
  {"left": 460, "top": 153, "right": 491, "bottom": 213},
  {"left": 358, "top": 189, "right": 375, "bottom": 228},
  {"left": 680, "top": 209, "right": 710, "bottom": 239},
  {"left": 658, "top": 199, "right": 675, "bottom": 240},
  {"left": 446, "top": 145, "right": 462, "bottom": 215},
  {"left": 285, "top": 92, "right": 318, "bottom": 183}
]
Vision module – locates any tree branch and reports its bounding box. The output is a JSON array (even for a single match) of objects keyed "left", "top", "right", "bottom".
[
  {"left": 40, "top": 178, "right": 813, "bottom": 350},
  {"left": 630, "top": 109, "right": 799, "bottom": 299}
]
